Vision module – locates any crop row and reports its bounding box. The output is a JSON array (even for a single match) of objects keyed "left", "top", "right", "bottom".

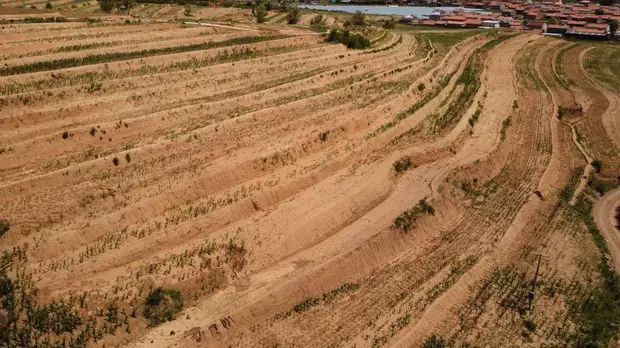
[{"left": 0, "top": 35, "right": 287, "bottom": 76}]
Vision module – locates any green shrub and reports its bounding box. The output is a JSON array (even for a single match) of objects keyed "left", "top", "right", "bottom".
[
  {"left": 287, "top": 5, "right": 300, "bottom": 24},
  {"left": 112, "top": 157, "right": 119, "bottom": 166},
  {"left": 98, "top": 0, "right": 114, "bottom": 12},
  {"left": 591, "top": 159, "right": 602, "bottom": 173},
  {"left": 0, "top": 219, "right": 9, "bottom": 237},
  {"left": 393, "top": 199, "right": 434, "bottom": 233},
  {"left": 45, "top": 1, "right": 52, "bottom": 9},
  {"left": 393, "top": 157, "right": 412, "bottom": 174},
  {"left": 319, "top": 131, "right": 329, "bottom": 142},
  {"left": 254, "top": 3, "right": 267, "bottom": 23},
  {"left": 422, "top": 334, "right": 446, "bottom": 348},
  {"left": 293, "top": 297, "right": 320, "bottom": 312},
  {"left": 351, "top": 10, "right": 365, "bottom": 26},
  {"left": 588, "top": 177, "right": 614, "bottom": 195},
  {"left": 327, "top": 29, "right": 370, "bottom": 49},
  {"left": 557, "top": 106, "right": 566, "bottom": 119},
  {"left": 144, "top": 288, "right": 183, "bottom": 326},
  {"left": 523, "top": 319, "right": 536, "bottom": 332},
  {"left": 500, "top": 116, "right": 511, "bottom": 141}
]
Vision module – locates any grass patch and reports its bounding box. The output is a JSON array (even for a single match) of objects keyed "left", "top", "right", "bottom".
[{"left": 500, "top": 116, "right": 511, "bottom": 141}]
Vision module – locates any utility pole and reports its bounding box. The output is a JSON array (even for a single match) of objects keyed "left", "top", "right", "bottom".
[{"left": 528, "top": 253, "right": 543, "bottom": 311}]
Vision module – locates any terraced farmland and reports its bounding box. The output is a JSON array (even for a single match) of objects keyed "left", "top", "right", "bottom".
[{"left": 0, "top": 14, "right": 619, "bottom": 348}]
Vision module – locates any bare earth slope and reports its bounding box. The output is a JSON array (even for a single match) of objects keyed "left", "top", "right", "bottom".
[{"left": 0, "top": 17, "right": 618, "bottom": 348}]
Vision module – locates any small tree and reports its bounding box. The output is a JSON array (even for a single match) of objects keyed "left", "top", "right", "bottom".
[
  {"left": 351, "top": 10, "right": 365, "bottom": 26},
  {"left": 121, "top": 0, "right": 134, "bottom": 13},
  {"left": 591, "top": 159, "right": 603, "bottom": 173},
  {"left": 98, "top": 0, "right": 114, "bottom": 13},
  {"left": 254, "top": 3, "right": 267, "bottom": 23},
  {"left": 610, "top": 19, "right": 618, "bottom": 36},
  {"left": 45, "top": 1, "right": 52, "bottom": 9},
  {"left": 184, "top": 3, "right": 192, "bottom": 17},
  {"left": 287, "top": 4, "right": 300, "bottom": 24}
]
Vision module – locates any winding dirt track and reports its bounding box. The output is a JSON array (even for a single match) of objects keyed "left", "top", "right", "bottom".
[{"left": 594, "top": 189, "right": 620, "bottom": 272}]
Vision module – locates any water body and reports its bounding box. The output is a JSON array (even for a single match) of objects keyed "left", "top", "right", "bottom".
[{"left": 299, "top": 4, "right": 482, "bottom": 18}]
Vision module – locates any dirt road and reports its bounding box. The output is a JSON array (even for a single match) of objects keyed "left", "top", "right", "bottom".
[{"left": 593, "top": 189, "right": 620, "bottom": 272}]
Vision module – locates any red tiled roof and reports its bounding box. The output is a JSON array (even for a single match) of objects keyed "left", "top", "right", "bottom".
[
  {"left": 586, "top": 23, "right": 608, "bottom": 29},
  {"left": 568, "top": 27, "right": 607, "bottom": 34}
]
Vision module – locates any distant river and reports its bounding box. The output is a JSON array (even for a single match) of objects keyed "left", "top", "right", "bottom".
[{"left": 299, "top": 4, "right": 483, "bottom": 18}]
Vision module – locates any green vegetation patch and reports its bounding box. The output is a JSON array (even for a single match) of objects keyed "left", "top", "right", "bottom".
[
  {"left": 144, "top": 287, "right": 184, "bottom": 326},
  {"left": 393, "top": 156, "right": 412, "bottom": 174},
  {"left": 0, "top": 219, "right": 9, "bottom": 237},
  {"left": 327, "top": 29, "right": 370, "bottom": 49},
  {"left": 393, "top": 198, "right": 435, "bottom": 233}
]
